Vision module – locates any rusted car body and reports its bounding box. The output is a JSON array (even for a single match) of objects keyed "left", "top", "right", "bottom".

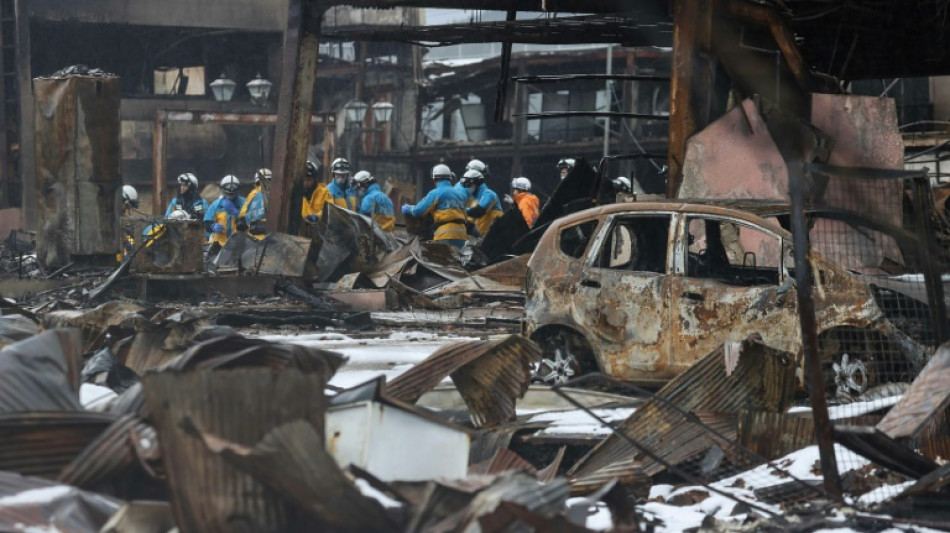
[{"left": 524, "top": 201, "right": 928, "bottom": 389}]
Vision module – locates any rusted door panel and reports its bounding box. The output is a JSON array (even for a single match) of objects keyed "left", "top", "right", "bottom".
[
  {"left": 668, "top": 277, "right": 800, "bottom": 376},
  {"left": 573, "top": 270, "right": 669, "bottom": 378}
]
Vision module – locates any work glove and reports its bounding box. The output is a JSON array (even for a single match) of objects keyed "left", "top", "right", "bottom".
[
  {"left": 306, "top": 214, "right": 318, "bottom": 224},
  {"left": 211, "top": 222, "right": 224, "bottom": 234},
  {"left": 502, "top": 194, "right": 514, "bottom": 208},
  {"left": 221, "top": 199, "right": 239, "bottom": 216},
  {"left": 236, "top": 218, "right": 248, "bottom": 232},
  {"left": 401, "top": 204, "right": 413, "bottom": 216}
]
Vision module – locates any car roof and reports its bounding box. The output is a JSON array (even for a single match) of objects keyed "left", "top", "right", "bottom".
[{"left": 550, "top": 199, "right": 794, "bottom": 236}]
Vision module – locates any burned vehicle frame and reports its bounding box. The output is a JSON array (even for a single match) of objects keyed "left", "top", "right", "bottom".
[{"left": 524, "top": 201, "right": 933, "bottom": 396}]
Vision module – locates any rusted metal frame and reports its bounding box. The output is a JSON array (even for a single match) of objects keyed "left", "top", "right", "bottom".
[
  {"left": 911, "top": 177, "right": 950, "bottom": 345},
  {"left": 163, "top": 111, "right": 326, "bottom": 126},
  {"left": 511, "top": 60, "right": 527, "bottom": 178},
  {"left": 515, "top": 111, "right": 671, "bottom": 120},
  {"left": 725, "top": 0, "right": 813, "bottom": 93},
  {"left": 791, "top": 162, "right": 842, "bottom": 496},
  {"left": 152, "top": 111, "right": 168, "bottom": 216},
  {"left": 493, "top": 9, "right": 516, "bottom": 123},
  {"left": 668, "top": 0, "right": 715, "bottom": 198},
  {"left": 550, "top": 383, "right": 785, "bottom": 520},
  {"left": 271, "top": 0, "right": 324, "bottom": 234},
  {"left": 513, "top": 74, "right": 670, "bottom": 83}
]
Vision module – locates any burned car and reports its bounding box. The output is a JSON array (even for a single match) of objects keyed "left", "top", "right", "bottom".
[{"left": 524, "top": 201, "right": 931, "bottom": 394}]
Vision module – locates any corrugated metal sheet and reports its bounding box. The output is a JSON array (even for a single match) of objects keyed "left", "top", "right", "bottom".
[
  {"left": 385, "top": 335, "right": 542, "bottom": 427},
  {"left": 0, "top": 471, "right": 122, "bottom": 533},
  {"left": 878, "top": 342, "right": 950, "bottom": 439},
  {"left": 0, "top": 411, "right": 117, "bottom": 479},
  {"left": 737, "top": 411, "right": 815, "bottom": 461},
  {"left": 143, "top": 368, "right": 331, "bottom": 533},
  {"left": 0, "top": 329, "right": 83, "bottom": 412},
  {"left": 918, "top": 408, "right": 950, "bottom": 462},
  {"left": 196, "top": 419, "right": 396, "bottom": 531},
  {"left": 58, "top": 415, "right": 157, "bottom": 489},
  {"left": 469, "top": 447, "right": 537, "bottom": 476},
  {"left": 568, "top": 337, "right": 796, "bottom": 490}
]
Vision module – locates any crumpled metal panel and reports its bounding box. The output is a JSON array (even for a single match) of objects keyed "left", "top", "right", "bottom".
[
  {"left": 192, "top": 419, "right": 396, "bottom": 531},
  {"left": 0, "top": 329, "right": 83, "bottom": 412},
  {"left": 385, "top": 335, "right": 542, "bottom": 428},
  {"left": 0, "top": 412, "right": 117, "bottom": 478},
  {"left": 737, "top": 411, "right": 815, "bottom": 461},
  {"left": 470, "top": 253, "right": 530, "bottom": 287},
  {"left": 34, "top": 74, "right": 122, "bottom": 267},
  {"left": 0, "top": 471, "right": 122, "bottom": 533},
  {"left": 877, "top": 342, "right": 950, "bottom": 439},
  {"left": 315, "top": 204, "right": 401, "bottom": 282},
  {"left": 143, "top": 368, "right": 332, "bottom": 533},
  {"left": 132, "top": 220, "right": 205, "bottom": 274},
  {"left": 568, "top": 337, "right": 796, "bottom": 491},
  {"left": 216, "top": 231, "right": 317, "bottom": 278},
  {"left": 43, "top": 301, "right": 146, "bottom": 354},
  {"left": 58, "top": 414, "right": 158, "bottom": 489}
]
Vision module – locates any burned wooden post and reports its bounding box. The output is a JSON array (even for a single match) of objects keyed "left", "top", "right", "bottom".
[{"left": 270, "top": 0, "right": 325, "bottom": 234}]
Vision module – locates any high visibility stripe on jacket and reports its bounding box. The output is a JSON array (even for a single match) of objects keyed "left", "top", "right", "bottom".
[
  {"left": 467, "top": 183, "right": 504, "bottom": 237},
  {"left": 513, "top": 191, "right": 540, "bottom": 228},
  {"left": 359, "top": 183, "right": 396, "bottom": 232},
  {"left": 302, "top": 184, "right": 330, "bottom": 220},
  {"left": 409, "top": 180, "right": 468, "bottom": 242},
  {"left": 204, "top": 195, "right": 246, "bottom": 247}
]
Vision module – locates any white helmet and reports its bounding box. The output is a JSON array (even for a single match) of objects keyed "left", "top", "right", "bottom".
[
  {"left": 254, "top": 168, "right": 272, "bottom": 184},
  {"left": 461, "top": 169, "right": 484, "bottom": 188},
  {"left": 122, "top": 185, "right": 138, "bottom": 207},
  {"left": 352, "top": 170, "right": 374, "bottom": 187},
  {"left": 612, "top": 176, "right": 632, "bottom": 193},
  {"left": 556, "top": 158, "right": 575, "bottom": 170},
  {"left": 167, "top": 209, "right": 189, "bottom": 221},
  {"left": 177, "top": 173, "right": 199, "bottom": 188},
  {"left": 511, "top": 177, "right": 532, "bottom": 192},
  {"left": 220, "top": 175, "right": 240, "bottom": 194},
  {"left": 431, "top": 164, "right": 454, "bottom": 181},
  {"left": 465, "top": 159, "right": 488, "bottom": 174},
  {"left": 331, "top": 158, "right": 351, "bottom": 175}
]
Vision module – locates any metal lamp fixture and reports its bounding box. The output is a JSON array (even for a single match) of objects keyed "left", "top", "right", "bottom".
[
  {"left": 343, "top": 99, "right": 369, "bottom": 124},
  {"left": 372, "top": 100, "right": 394, "bottom": 123},
  {"left": 246, "top": 73, "right": 273, "bottom": 105},
  {"left": 209, "top": 73, "right": 236, "bottom": 102}
]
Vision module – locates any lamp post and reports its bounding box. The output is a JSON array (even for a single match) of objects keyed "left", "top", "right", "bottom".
[
  {"left": 246, "top": 73, "right": 273, "bottom": 106},
  {"left": 209, "top": 73, "right": 236, "bottom": 102},
  {"left": 342, "top": 99, "right": 393, "bottom": 165}
]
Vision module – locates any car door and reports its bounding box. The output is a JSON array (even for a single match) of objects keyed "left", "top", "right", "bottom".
[
  {"left": 667, "top": 213, "right": 799, "bottom": 375},
  {"left": 573, "top": 213, "right": 674, "bottom": 381}
]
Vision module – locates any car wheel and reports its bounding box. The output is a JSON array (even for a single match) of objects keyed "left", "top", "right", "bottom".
[
  {"left": 531, "top": 329, "right": 595, "bottom": 386},
  {"left": 819, "top": 326, "right": 913, "bottom": 400}
]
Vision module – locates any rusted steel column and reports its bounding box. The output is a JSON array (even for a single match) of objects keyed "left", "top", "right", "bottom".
[
  {"left": 790, "top": 162, "right": 842, "bottom": 497},
  {"left": 912, "top": 177, "right": 950, "bottom": 345},
  {"left": 270, "top": 0, "right": 324, "bottom": 234},
  {"left": 667, "top": 0, "right": 715, "bottom": 198},
  {"left": 152, "top": 110, "right": 167, "bottom": 216}
]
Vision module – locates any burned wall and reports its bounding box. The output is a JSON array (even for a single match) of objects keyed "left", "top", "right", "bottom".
[{"left": 34, "top": 74, "right": 121, "bottom": 267}]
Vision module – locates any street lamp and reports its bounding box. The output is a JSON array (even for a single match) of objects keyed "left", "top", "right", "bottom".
[
  {"left": 372, "top": 100, "right": 394, "bottom": 124},
  {"left": 343, "top": 99, "right": 369, "bottom": 125},
  {"left": 209, "top": 73, "right": 236, "bottom": 102},
  {"left": 246, "top": 73, "right": 273, "bottom": 105}
]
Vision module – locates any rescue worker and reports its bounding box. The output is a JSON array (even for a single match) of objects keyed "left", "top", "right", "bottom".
[
  {"left": 612, "top": 176, "right": 632, "bottom": 194},
  {"left": 121, "top": 185, "right": 139, "bottom": 215},
  {"left": 353, "top": 170, "right": 395, "bottom": 232},
  {"left": 510, "top": 176, "right": 540, "bottom": 228},
  {"left": 327, "top": 158, "right": 357, "bottom": 210},
  {"left": 401, "top": 164, "right": 468, "bottom": 248},
  {"left": 165, "top": 173, "right": 208, "bottom": 220},
  {"left": 302, "top": 160, "right": 330, "bottom": 224},
  {"left": 238, "top": 168, "right": 271, "bottom": 239},
  {"left": 118, "top": 185, "right": 138, "bottom": 262},
  {"left": 457, "top": 159, "right": 487, "bottom": 201},
  {"left": 460, "top": 168, "right": 503, "bottom": 238},
  {"left": 557, "top": 158, "right": 575, "bottom": 180},
  {"left": 204, "top": 175, "right": 245, "bottom": 255}
]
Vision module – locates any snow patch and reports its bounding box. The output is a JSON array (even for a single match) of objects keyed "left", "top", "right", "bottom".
[
  {"left": 529, "top": 408, "right": 637, "bottom": 436},
  {"left": 80, "top": 383, "right": 116, "bottom": 411},
  {"left": 0, "top": 486, "right": 72, "bottom": 506},
  {"left": 354, "top": 478, "right": 402, "bottom": 508}
]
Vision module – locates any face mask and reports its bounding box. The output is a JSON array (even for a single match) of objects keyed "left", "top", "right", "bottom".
[{"left": 334, "top": 176, "right": 347, "bottom": 188}]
